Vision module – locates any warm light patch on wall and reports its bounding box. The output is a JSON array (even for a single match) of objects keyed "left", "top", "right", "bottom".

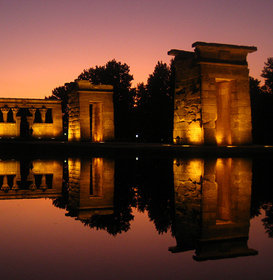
[
  {"left": 189, "top": 159, "right": 203, "bottom": 178},
  {"left": 173, "top": 124, "right": 203, "bottom": 145},
  {"left": 173, "top": 158, "right": 204, "bottom": 183},
  {"left": 188, "top": 126, "right": 203, "bottom": 145}
]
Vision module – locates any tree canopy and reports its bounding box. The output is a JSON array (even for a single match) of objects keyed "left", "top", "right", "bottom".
[{"left": 135, "top": 61, "right": 174, "bottom": 142}]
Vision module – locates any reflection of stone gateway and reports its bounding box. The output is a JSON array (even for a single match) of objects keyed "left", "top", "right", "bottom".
[
  {"left": 169, "top": 42, "right": 257, "bottom": 146},
  {"left": 170, "top": 158, "right": 258, "bottom": 261},
  {"left": 68, "top": 158, "right": 115, "bottom": 220}
]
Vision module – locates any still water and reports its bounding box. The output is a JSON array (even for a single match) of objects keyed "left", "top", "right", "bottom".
[{"left": 0, "top": 155, "right": 272, "bottom": 280}]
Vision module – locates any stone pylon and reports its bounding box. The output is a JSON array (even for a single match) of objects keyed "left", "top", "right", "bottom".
[{"left": 169, "top": 42, "right": 257, "bottom": 145}]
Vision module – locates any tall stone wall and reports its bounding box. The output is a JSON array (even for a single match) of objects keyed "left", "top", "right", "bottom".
[
  {"left": 172, "top": 52, "right": 203, "bottom": 144},
  {"left": 68, "top": 92, "right": 81, "bottom": 140},
  {"left": 171, "top": 158, "right": 203, "bottom": 251},
  {"left": 169, "top": 42, "right": 257, "bottom": 146}
]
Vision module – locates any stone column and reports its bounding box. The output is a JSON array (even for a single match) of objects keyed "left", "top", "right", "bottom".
[
  {"left": 40, "top": 174, "right": 47, "bottom": 190},
  {"left": 16, "top": 116, "right": 21, "bottom": 136},
  {"left": 11, "top": 108, "right": 20, "bottom": 137},
  {"left": 28, "top": 109, "right": 36, "bottom": 136},
  {"left": 29, "top": 108, "right": 36, "bottom": 119},
  {"left": 1, "top": 107, "right": 9, "bottom": 122},
  {"left": 27, "top": 116, "right": 34, "bottom": 130},
  {"left": 29, "top": 180, "right": 37, "bottom": 190},
  {"left": 1, "top": 175, "right": 9, "bottom": 191},
  {"left": 11, "top": 108, "right": 19, "bottom": 122},
  {"left": 40, "top": 108, "right": 47, "bottom": 123},
  {"left": 12, "top": 176, "right": 19, "bottom": 190}
]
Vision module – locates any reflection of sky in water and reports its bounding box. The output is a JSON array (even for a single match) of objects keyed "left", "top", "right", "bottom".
[{"left": 0, "top": 199, "right": 272, "bottom": 280}]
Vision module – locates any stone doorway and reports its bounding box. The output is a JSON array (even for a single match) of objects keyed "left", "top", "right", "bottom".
[
  {"left": 20, "top": 115, "right": 29, "bottom": 137},
  {"left": 18, "top": 108, "right": 31, "bottom": 138},
  {"left": 90, "top": 103, "right": 103, "bottom": 142},
  {"left": 216, "top": 158, "right": 232, "bottom": 223},
  {"left": 216, "top": 80, "right": 232, "bottom": 145},
  {"left": 89, "top": 104, "right": 93, "bottom": 140}
]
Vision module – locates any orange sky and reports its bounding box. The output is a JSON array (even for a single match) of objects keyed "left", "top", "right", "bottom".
[{"left": 1, "top": 0, "right": 272, "bottom": 99}]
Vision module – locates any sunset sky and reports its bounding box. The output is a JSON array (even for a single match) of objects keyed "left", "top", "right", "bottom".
[{"left": 1, "top": 0, "right": 273, "bottom": 98}]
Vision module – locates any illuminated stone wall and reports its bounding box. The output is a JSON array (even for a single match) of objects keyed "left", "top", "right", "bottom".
[
  {"left": 0, "top": 159, "right": 63, "bottom": 199},
  {"left": 170, "top": 158, "right": 257, "bottom": 260},
  {"left": 0, "top": 99, "right": 63, "bottom": 139},
  {"left": 67, "top": 80, "right": 114, "bottom": 142},
  {"left": 169, "top": 42, "right": 257, "bottom": 145},
  {"left": 68, "top": 158, "right": 115, "bottom": 220}
]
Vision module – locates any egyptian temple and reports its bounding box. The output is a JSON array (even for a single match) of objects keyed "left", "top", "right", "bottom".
[{"left": 0, "top": 42, "right": 257, "bottom": 144}]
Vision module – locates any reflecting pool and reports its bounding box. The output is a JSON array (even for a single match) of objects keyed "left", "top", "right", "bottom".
[{"left": 0, "top": 155, "right": 273, "bottom": 280}]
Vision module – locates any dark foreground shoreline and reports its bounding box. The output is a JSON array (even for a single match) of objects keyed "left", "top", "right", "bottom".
[{"left": 0, "top": 140, "right": 273, "bottom": 159}]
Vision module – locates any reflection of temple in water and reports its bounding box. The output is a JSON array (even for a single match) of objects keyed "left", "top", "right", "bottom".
[
  {"left": 169, "top": 158, "right": 258, "bottom": 261},
  {"left": 68, "top": 158, "right": 115, "bottom": 220},
  {"left": 0, "top": 157, "right": 115, "bottom": 220},
  {"left": 0, "top": 155, "right": 263, "bottom": 258},
  {"left": 0, "top": 160, "right": 63, "bottom": 199}
]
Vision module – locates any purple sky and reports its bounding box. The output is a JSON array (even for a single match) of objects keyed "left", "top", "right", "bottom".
[{"left": 1, "top": 0, "right": 272, "bottom": 98}]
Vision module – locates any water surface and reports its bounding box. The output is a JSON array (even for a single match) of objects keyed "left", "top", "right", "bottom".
[{"left": 0, "top": 156, "right": 272, "bottom": 280}]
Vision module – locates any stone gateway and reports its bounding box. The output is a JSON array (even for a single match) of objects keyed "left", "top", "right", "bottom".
[
  {"left": 169, "top": 42, "right": 257, "bottom": 146},
  {"left": 67, "top": 80, "right": 115, "bottom": 142}
]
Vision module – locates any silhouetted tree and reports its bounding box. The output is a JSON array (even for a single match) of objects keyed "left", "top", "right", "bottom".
[
  {"left": 262, "top": 203, "right": 273, "bottom": 238},
  {"left": 136, "top": 61, "right": 174, "bottom": 142},
  {"left": 259, "top": 58, "right": 273, "bottom": 144},
  {"left": 46, "top": 85, "right": 70, "bottom": 135},
  {"left": 78, "top": 59, "right": 134, "bottom": 140},
  {"left": 261, "top": 57, "right": 273, "bottom": 94},
  {"left": 250, "top": 77, "right": 263, "bottom": 144},
  {"left": 250, "top": 61, "right": 273, "bottom": 144},
  {"left": 135, "top": 157, "right": 175, "bottom": 234}
]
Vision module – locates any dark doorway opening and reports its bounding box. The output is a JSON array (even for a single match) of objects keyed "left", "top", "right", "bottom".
[
  {"left": 18, "top": 108, "right": 32, "bottom": 137},
  {"left": 89, "top": 104, "right": 93, "bottom": 140}
]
